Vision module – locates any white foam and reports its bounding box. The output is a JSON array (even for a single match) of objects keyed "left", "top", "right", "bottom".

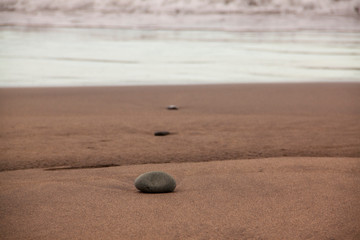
[
  {"left": 1, "top": 0, "right": 360, "bottom": 30},
  {"left": 1, "top": 0, "right": 360, "bottom": 15}
]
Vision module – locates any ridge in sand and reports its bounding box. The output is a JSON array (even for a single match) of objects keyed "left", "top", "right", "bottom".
[{"left": 1, "top": 157, "right": 359, "bottom": 239}]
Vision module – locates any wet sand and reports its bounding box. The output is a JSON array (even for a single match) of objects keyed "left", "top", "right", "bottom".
[
  {"left": 0, "top": 83, "right": 360, "bottom": 239},
  {"left": 0, "top": 83, "right": 359, "bottom": 171}
]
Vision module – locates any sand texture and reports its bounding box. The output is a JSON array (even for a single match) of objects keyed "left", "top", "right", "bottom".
[
  {"left": 0, "top": 83, "right": 359, "bottom": 171},
  {"left": 0, "top": 83, "right": 360, "bottom": 239},
  {"left": 1, "top": 157, "right": 359, "bottom": 240}
]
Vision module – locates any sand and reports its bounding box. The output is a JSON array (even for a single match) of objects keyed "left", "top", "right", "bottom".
[
  {"left": 0, "top": 83, "right": 359, "bottom": 171},
  {"left": 1, "top": 157, "right": 359, "bottom": 240},
  {"left": 0, "top": 83, "right": 360, "bottom": 239}
]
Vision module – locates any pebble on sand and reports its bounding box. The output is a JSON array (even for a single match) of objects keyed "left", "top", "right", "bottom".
[
  {"left": 154, "top": 131, "right": 170, "bottom": 136},
  {"left": 167, "top": 105, "right": 178, "bottom": 110},
  {"left": 135, "top": 171, "right": 176, "bottom": 193}
]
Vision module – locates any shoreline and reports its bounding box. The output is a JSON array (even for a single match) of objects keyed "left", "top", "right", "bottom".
[
  {"left": 1, "top": 80, "right": 360, "bottom": 89},
  {"left": 1, "top": 28, "right": 359, "bottom": 88}
]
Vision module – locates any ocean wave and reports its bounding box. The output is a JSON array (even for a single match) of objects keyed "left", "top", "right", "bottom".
[{"left": 1, "top": 0, "right": 360, "bottom": 15}]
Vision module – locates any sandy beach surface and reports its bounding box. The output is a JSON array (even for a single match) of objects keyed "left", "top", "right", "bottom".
[{"left": 0, "top": 83, "right": 360, "bottom": 239}]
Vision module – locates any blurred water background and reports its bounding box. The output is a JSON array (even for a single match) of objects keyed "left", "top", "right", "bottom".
[{"left": 0, "top": 0, "right": 359, "bottom": 87}]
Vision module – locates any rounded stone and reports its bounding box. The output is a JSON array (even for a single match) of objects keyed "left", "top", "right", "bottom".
[
  {"left": 154, "top": 131, "right": 170, "bottom": 136},
  {"left": 134, "top": 171, "right": 176, "bottom": 193},
  {"left": 167, "top": 105, "right": 178, "bottom": 110}
]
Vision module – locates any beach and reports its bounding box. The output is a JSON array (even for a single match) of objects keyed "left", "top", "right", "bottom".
[
  {"left": 0, "top": 83, "right": 360, "bottom": 239},
  {"left": 1, "top": 83, "right": 360, "bottom": 171},
  {"left": 1, "top": 157, "right": 359, "bottom": 239}
]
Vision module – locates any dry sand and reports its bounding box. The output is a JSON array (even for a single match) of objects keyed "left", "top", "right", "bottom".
[
  {"left": 0, "top": 83, "right": 360, "bottom": 239},
  {"left": 0, "top": 158, "right": 359, "bottom": 240}
]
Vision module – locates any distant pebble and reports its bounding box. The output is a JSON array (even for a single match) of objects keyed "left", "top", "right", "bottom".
[
  {"left": 154, "top": 131, "right": 170, "bottom": 136},
  {"left": 135, "top": 171, "right": 176, "bottom": 193},
  {"left": 167, "top": 105, "right": 178, "bottom": 110}
]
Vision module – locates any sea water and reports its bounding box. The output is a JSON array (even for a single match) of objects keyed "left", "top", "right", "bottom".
[{"left": 0, "top": 0, "right": 359, "bottom": 87}]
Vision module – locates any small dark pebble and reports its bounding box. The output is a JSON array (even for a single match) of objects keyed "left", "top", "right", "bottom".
[
  {"left": 167, "top": 105, "right": 178, "bottom": 110},
  {"left": 154, "top": 131, "right": 170, "bottom": 136}
]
